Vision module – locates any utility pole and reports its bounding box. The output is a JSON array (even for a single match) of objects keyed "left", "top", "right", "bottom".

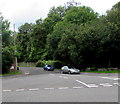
[{"left": 13, "top": 24, "right": 17, "bottom": 70}]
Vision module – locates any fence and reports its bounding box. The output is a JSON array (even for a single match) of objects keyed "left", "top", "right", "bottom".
[{"left": 18, "top": 62, "right": 36, "bottom": 67}]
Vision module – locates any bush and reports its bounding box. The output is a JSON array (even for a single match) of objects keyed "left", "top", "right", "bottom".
[
  {"left": 36, "top": 60, "right": 45, "bottom": 67},
  {"left": 36, "top": 60, "right": 62, "bottom": 68},
  {"left": 2, "top": 47, "right": 14, "bottom": 74}
]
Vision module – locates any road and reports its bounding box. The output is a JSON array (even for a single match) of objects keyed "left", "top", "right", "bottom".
[{"left": 2, "top": 67, "right": 119, "bottom": 102}]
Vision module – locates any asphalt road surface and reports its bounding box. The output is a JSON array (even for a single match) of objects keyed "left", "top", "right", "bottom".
[{"left": 2, "top": 67, "right": 120, "bottom": 102}]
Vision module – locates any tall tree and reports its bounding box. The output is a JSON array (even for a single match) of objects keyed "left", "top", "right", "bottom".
[
  {"left": 17, "top": 23, "right": 33, "bottom": 61},
  {"left": 1, "top": 15, "right": 14, "bottom": 73}
]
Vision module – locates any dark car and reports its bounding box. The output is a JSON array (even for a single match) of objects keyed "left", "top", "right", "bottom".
[{"left": 43, "top": 65, "right": 54, "bottom": 71}]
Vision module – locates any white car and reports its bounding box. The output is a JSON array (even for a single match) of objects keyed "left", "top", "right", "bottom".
[{"left": 61, "top": 66, "right": 80, "bottom": 74}]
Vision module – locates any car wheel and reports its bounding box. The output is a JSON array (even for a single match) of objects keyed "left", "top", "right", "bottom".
[
  {"left": 61, "top": 71, "right": 64, "bottom": 74},
  {"left": 68, "top": 71, "right": 71, "bottom": 74}
]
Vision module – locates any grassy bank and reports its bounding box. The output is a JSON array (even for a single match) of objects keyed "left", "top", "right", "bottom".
[
  {"left": 1, "top": 71, "right": 21, "bottom": 76},
  {"left": 81, "top": 70, "right": 120, "bottom": 73}
]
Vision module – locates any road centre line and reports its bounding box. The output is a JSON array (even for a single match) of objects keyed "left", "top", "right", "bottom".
[
  {"left": 16, "top": 89, "right": 25, "bottom": 92},
  {"left": 59, "top": 87, "right": 69, "bottom": 89},
  {"left": 3, "top": 90, "right": 12, "bottom": 92},
  {"left": 29, "top": 88, "right": 39, "bottom": 91},
  {"left": 44, "top": 88, "right": 54, "bottom": 90}
]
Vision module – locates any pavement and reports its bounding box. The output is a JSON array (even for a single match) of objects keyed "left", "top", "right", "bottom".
[{"left": 2, "top": 67, "right": 120, "bottom": 102}]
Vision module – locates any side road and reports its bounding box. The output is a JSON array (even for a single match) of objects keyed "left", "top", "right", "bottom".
[{"left": 1, "top": 67, "right": 119, "bottom": 79}]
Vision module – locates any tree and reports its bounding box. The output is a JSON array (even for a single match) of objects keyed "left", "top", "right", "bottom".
[
  {"left": 46, "top": 5, "right": 98, "bottom": 67},
  {"left": 48, "top": 6, "right": 66, "bottom": 18},
  {"left": 17, "top": 23, "right": 33, "bottom": 61},
  {"left": 106, "top": 2, "right": 120, "bottom": 25},
  {"left": 64, "top": 6, "right": 98, "bottom": 25},
  {"left": 1, "top": 15, "right": 14, "bottom": 73}
]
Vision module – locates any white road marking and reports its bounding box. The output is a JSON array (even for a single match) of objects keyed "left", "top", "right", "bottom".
[
  {"left": 29, "top": 88, "right": 39, "bottom": 91},
  {"left": 87, "top": 84, "right": 98, "bottom": 88},
  {"left": 76, "top": 80, "right": 90, "bottom": 88},
  {"left": 113, "top": 83, "right": 118, "bottom": 85},
  {"left": 76, "top": 80, "right": 99, "bottom": 88},
  {"left": 61, "top": 74, "right": 80, "bottom": 76},
  {"left": 113, "top": 78, "right": 120, "bottom": 80},
  {"left": 100, "top": 77, "right": 120, "bottom": 80},
  {"left": 16, "top": 89, "right": 25, "bottom": 92},
  {"left": 100, "top": 83, "right": 113, "bottom": 87},
  {"left": 44, "top": 88, "right": 54, "bottom": 90},
  {"left": 63, "top": 77, "right": 68, "bottom": 79},
  {"left": 102, "top": 85, "right": 113, "bottom": 87},
  {"left": 73, "top": 86, "right": 83, "bottom": 89},
  {"left": 99, "top": 83, "right": 110, "bottom": 85},
  {"left": 3, "top": 90, "right": 12, "bottom": 92},
  {"left": 59, "top": 87, "right": 69, "bottom": 89},
  {"left": 58, "top": 76, "right": 68, "bottom": 79}
]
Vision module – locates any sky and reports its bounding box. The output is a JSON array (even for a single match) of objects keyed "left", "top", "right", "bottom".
[{"left": 0, "top": 0, "right": 119, "bottom": 31}]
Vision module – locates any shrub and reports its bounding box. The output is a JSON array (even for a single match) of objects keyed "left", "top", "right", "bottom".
[
  {"left": 36, "top": 60, "right": 45, "bottom": 67},
  {"left": 36, "top": 60, "right": 62, "bottom": 68}
]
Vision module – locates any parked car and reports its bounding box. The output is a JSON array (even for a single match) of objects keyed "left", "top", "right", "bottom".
[
  {"left": 43, "top": 65, "right": 54, "bottom": 71},
  {"left": 61, "top": 66, "right": 80, "bottom": 74}
]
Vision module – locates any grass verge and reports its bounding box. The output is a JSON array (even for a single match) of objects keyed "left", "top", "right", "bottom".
[
  {"left": 81, "top": 70, "right": 120, "bottom": 73},
  {"left": 0, "top": 71, "right": 22, "bottom": 76}
]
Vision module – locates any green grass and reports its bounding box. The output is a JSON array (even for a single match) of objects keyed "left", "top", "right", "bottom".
[
  {"left": 1, "top": 71, "right": 22, "bottom": 76},
  {"left": 81, "top": 70, "right": 120, "bottom": 73},
  {"left": 55, "top": 69, "right": 120, "bottom": 73}
]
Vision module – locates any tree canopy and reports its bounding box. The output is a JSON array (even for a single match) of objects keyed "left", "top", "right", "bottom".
[{"left": 3, "top": 1, "right": 119, "bottom": 72}]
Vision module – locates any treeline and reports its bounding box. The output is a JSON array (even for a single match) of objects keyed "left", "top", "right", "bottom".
[
  {"left": 2, "top": 1, "right": 120, "bottom": 73},
  {"left": 16, "top": 1, "right": 120, "bottom": 69}
]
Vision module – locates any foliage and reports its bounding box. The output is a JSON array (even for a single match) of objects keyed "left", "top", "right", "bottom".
[
  {"left": 36, "top": 60, "right": 62, "bottom": 68},
  {"left": 64, "top": 6, "right": 98, "bottom": 25},
  {"left": 2, "top": 43, "right": 15, "bottom": 74},
  {"left": 16, "top": 1, "right": 120, "bottom": 69},
  {"left": 1, "top": 15, "right": 14, "bottom": 74},
  {"left": 36, "top": 60, "right": 45, "bottom": 67}
]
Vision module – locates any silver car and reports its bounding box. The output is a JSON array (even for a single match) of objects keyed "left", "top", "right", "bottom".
[{"left": 61, "top": 66, "right": 80, "bottom": 74}]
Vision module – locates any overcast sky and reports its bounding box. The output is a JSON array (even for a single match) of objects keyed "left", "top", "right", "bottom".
[{"left": 0, "top": 0, "right": 119, "bottom": 31}]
